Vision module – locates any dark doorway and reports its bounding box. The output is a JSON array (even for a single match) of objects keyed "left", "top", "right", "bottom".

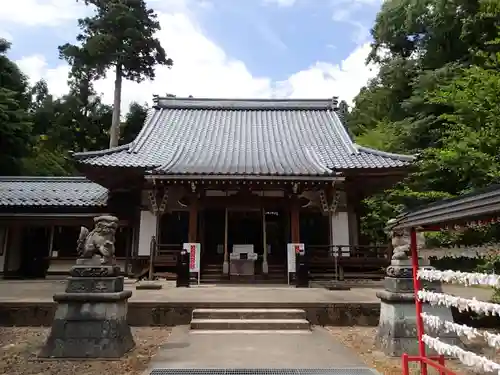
[
  {"left": 159, "top": 211, "right": 189, "bottom": 246},
  {"left": 264, "top": 210, "right": 287, "bottom": 264},
  {"left": 203, "top": 209, "right": 225, "bottom": 262},
  {"left": 300, "top": 211, "right": 329, "bottom": 247},
  {"left": 228, "top": 210, "right": 262, "bottom": 254},
  {"left": 19, "top": 226, "right": 50, "bottom": 278}
]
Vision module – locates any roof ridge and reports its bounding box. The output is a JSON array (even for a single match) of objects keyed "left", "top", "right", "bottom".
[
  {"left": 326, "top": 111, "right": 358, "bottom": 154},
  {"left": 154, "top": 97, "right": 335, "bottom": 110},
  {"left": 354, "top": 145, "right": 416, "bottom": 161},
  {"left": 0, "top": 176, "right": 93, "bottom": 182}
]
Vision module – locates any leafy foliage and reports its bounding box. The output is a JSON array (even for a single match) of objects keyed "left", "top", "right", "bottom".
[
  {"left": 0, "top": 39, "right": 33, "bottom": 175},
  {"left": 350, "top": 0, "right": 500, "bottom": 248}
]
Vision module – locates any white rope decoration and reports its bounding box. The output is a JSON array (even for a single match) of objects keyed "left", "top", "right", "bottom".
[
  {"left": 418, "top": 269, "right": 500, "bottom": 287},
  {"left": 421, "top": 312, "right": 500, "bottom": 349},
  {"left": 422, "top": 335, "right": 500, "bottom": 374},
  {"left": 409, "top": 246, "right": 500, "bottom": 373},
  {"left": 418, "top": 290, "right": 500, "bottom": 316}
]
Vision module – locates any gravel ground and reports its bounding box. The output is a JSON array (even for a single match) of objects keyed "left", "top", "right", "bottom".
[
  {"left": 0, "top": 327, "right": 171, "bottom": 375},
  {"left": 327, "top": 326, "right": 494, "bottom": 375}
]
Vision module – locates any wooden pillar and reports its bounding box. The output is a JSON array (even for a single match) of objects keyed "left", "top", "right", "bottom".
[
  {"left": 290, "top": 195, "right": 300, "bottom": 243},
  {"left": 326, "top": 186, "right": 335, "bottom": 249},
  {"left": 48, "top": 226, "right": 55, "bottom": 257},
  {"left": 328, "top": 211, "right": 334, "bottom": 247},
  {"left": 223, "top": 208, "right": 229, "bottom": 274},
  {"left": 261, "top": 208, "right": 268, "bottom": 274},
  {"left": 188, "top": 196, "right": 199, "bottom": 243}
]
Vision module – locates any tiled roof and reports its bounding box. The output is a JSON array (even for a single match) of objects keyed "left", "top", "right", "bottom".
[
  {"left": 0, "top": 177, "right": 108, "bottom": 207},
  {"left": 73, "top": 98, "right": 414, "bottom": 176}
]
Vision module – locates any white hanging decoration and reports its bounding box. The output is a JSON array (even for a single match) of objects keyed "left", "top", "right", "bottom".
[
  {"left": 418, "top": 290, "right": 500, "bottom": 316},
  {"left": 422, "top": 335, "right": 500, "bottom": 374},
  {"left": 421, "top": 312, "right": 500, "bottom": 349},
  {"left": 418, "top": 269, "right": 500, "bottom": 287}
]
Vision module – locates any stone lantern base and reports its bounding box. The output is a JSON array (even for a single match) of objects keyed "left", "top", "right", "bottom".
[{"left": 39, "top": 258, "right": 135, "bottom": 358}]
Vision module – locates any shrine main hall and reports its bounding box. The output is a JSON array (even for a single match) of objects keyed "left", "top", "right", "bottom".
[{"left": 0, "top": 97, "right": 414, "bottom": 282}]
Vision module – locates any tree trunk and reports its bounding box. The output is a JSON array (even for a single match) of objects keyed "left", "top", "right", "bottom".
[{"left": 109, "top": 64, "right": 123, "bottom": 148}]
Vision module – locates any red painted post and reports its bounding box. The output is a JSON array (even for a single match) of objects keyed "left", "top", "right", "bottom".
[
  {"left": 438, "top": 354, "right": 446, "bottom": 375},
  {"left": 410, "top": 228, "right": 428, "bottom": 375},
  {"left": 402, "top": 353, "right": 410, "bottom": 375}
]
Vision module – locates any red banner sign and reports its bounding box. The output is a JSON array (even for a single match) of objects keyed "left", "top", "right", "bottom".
[{"left": 189, "top": 244, "right": 196, "bottom": 270}]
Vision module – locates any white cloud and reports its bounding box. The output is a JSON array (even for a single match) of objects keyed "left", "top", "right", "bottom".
[
  {"left": 331, "top": 0, "right": 380, "bottom": 43},
  {"left": 13, "top": 0, "right": 378, "bottom": 112},
  {"left": 0, "top": 0, "right": 86, "bottom": 27},
  {"left": 263, "top": 0, "right": 297, "bottom": 6},
  {"left": 0, "top": 30, "right": 13, "bottom": 41}
]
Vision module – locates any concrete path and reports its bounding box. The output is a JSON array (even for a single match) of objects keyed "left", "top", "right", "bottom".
[
  {"left": 0, "top": 279, "right": 492, "bottom": 303},
  {"left": 148, "top": 326, "right": 371, "bottom": 370}
]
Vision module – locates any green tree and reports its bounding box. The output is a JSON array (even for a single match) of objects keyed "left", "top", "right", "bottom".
[
  {"left": 60, "top": 0, "right": 173, "bottom": 148},
  {"left": 23, "top": 67, "right": 116, "bottom": 175},
  {"left": 0, "top": 38, "right": 33, "bottom": 175},
  {"left": 121, "top": 102, "right": 148, "bottom": 144},
  {"left": 351, "top": 0, "right": 500, "bottom": 245}
]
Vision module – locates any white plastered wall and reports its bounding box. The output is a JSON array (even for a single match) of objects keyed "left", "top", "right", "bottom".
[
  {"left": 331, "top": 211, "right": 351, "bottom": 256},
  {"left": 348, "top": 210, "right": 359, "bottom": 246},
  {"left": 138, "top": 210, "right": 157, "bottom": 256}
]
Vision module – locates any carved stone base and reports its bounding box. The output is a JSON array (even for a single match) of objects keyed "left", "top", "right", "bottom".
[
  {"left": 39, "top": 262, "right": 135, "bottom": 358},
  {"left": 375, "top": 284, "right": 460, "bottom": 357}
]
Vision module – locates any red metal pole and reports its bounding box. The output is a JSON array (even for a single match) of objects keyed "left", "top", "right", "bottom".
[
  {"left": 406, "top": 356, "right": 456, "bottom": 375},
  {"left": 438, "top": 354, "right": 446, "bottom": 375},
  {"left": 402, "top": 353, "right": 410, "bottom": 375},
  {"left": 411, "top": 227, "right": 428, "bottom": 375}
]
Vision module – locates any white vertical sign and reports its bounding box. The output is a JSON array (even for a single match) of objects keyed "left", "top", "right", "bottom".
[
  {"left": 287, "top": 243, "right": 304, "bottom": 284},
  {"left": 184, "top": 243, "right": 201, "bottom": 280}
]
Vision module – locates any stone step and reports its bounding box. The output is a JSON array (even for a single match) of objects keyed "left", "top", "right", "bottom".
[
  {"left": 190, "top": 318, "right": 310, "bottom": 330},
  {"left": 192, "top": 308, "right": 306, "bottom": 320},
  {"left": 190, "top": 329, "right": 312, "bottom": 334}
]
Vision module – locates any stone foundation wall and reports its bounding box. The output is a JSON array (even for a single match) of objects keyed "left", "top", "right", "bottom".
[
  {"left": 0, "top": 302, "right": 379, "bottom": 327},
  {"left": 1, "top": 302, "right": 497, "bottom": 328}
]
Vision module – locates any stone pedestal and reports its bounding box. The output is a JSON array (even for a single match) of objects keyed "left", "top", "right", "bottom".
[
  {"left": 375, "top": 258, "right": 460, "bottom": 356},
  {"left": 39, "top": 258, "right": 136, "bottom": 358}
]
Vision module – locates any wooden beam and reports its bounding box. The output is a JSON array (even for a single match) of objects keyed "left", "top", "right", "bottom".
[{"left": 198, "top": 195, "right": 290, "bottom": 209}]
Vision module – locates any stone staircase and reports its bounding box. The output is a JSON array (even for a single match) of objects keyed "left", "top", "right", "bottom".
[
  {"left": 200, "top": 263, "right": 223, "bottom": 284},
  {"left": 190, "top": 308, "right": 311, "bottom": 333},
  {"left": 199, "top": 262, "right": 287, "bottom": 284}
]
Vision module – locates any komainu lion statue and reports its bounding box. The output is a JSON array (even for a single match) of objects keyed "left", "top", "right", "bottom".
[{"left": 77, "top": 215, "right": 119, "bottom": 265}]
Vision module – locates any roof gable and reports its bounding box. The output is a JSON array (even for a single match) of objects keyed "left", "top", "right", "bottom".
[{"left": 74, "top": 97, "right": 414, "bottom": 176}]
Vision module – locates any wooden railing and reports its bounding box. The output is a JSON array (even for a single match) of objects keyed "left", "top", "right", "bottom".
[
  {"left": 154, "top": 243, "right": 182, "bottom": 266},
  {"left": 307, "top": 244, "right": 390, "bottom": 281}
]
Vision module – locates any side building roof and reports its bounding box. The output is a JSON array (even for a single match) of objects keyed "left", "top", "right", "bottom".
[
  {"left": 0, "top": 176, "right": 108, "bottom": 207},
  {"left": 390, "top": 184, "right": 500, "bottom": 230},
  {"left": 73, "top": 97, "right": 415, "bottom": 177}
]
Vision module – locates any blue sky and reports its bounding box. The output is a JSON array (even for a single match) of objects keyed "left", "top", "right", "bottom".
[
  {"left": 0, "top": 0, "right": 383, "bottom": 108},
  {"left": 195, "top": 0, "right": 379, "bottom": 79}
]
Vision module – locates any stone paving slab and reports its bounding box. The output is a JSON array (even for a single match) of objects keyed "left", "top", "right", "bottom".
[
  {"left": 148, "top": 326, "right": 369, "bottom": 369},
  {"left": 0, "top": 280, "right": 492, "bottom": 304}
]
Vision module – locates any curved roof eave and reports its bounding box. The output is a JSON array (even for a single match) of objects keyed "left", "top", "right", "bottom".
[{"left": 353, "top": 145, "right": 416, "bottom": 162}]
